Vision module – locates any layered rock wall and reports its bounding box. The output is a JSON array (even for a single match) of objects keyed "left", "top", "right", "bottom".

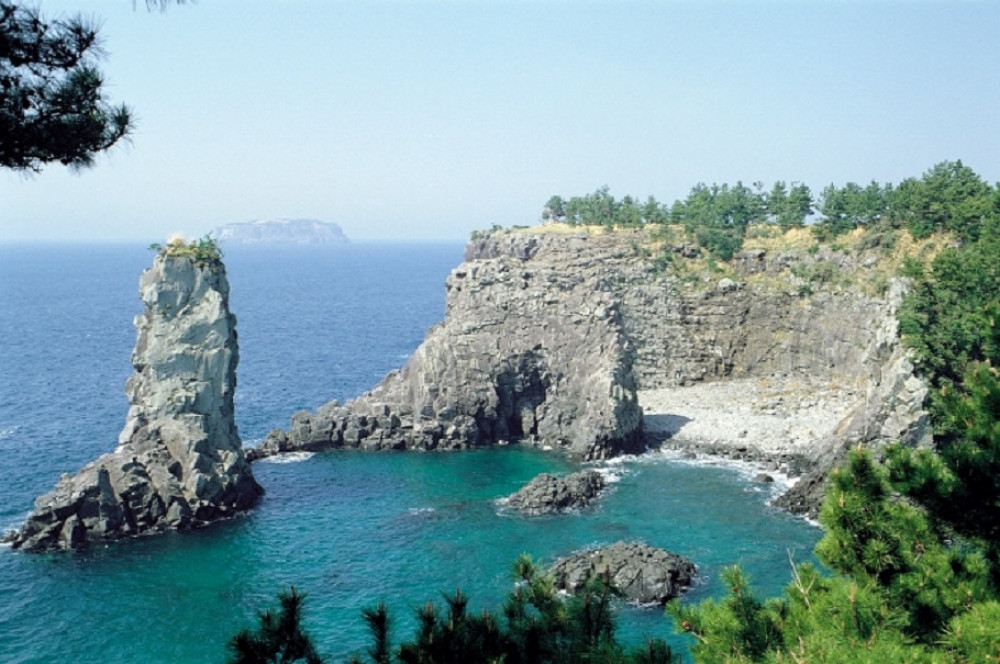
[
  {"left": 261, "top": 232, "right": 644, "bottom": 459},
  {"left": 261, "top": 228, "right": 928, "bottom": 478},
  {"left": 10, "top": 254, "right": 262, "bottom": 551}
]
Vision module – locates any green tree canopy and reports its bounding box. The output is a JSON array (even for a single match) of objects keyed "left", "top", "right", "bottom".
[
  {"left": 226, "top": 587, "right": 325, "bottom": 664},
  {"left": 0, "top": 1, "right": 134, "bottom": 171}
]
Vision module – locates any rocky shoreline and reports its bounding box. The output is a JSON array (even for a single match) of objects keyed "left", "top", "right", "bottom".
[
  {"left": 11, "top": 225, "right": 933, "bottom": 550},
  {"left": 638, "top": 374, "right": 862, "bottom": 477}
]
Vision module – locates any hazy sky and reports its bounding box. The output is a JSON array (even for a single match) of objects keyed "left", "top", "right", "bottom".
[{"left": 2, "top": 1, "right": 998, "bottom": 242}]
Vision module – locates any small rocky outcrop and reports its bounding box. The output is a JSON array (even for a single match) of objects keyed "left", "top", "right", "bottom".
[
  {"left": 8, "top": 250, "right": 262, "bottom": 552},
  {"left": 550, "top": 541, "right": 696, "bottom": 604},
  {"left": 505, "top": 470, "right": 605, "bottom": 514}
]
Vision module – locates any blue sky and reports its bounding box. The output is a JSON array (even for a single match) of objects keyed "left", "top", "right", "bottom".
[{"left": 2, "top": 0, "right": 998, "bottom": 242}]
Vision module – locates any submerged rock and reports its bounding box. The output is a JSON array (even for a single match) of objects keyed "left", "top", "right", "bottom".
[
  {"left": 506, "top": 470, "right": 605, "bottom": 514},
  {"left": 9, "top": 250, "right": 262, "bottom": 552},
  {"left": 550, "top": 541, "right": 696, "bottom": 604}
]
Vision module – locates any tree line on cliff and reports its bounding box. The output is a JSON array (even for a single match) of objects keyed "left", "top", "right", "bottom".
[
  {"left": 541, "top": 160, "right": 999, "bottom": 261},
  {"left": 228, "top": 166, "right": 1000, "bottom": 662}
]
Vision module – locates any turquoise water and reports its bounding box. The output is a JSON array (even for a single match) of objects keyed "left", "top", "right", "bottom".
[{"left": 0, "top": 243, "right": 820, "bottom": 663}]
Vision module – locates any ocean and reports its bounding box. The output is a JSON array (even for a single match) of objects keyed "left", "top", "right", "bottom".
[{"left": 0, "top": 242, "right": 820, "bottom": 663}]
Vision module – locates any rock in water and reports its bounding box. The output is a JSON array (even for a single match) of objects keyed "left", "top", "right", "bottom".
[
  {"left": 9, "top": 251, "right": 262, "bottom": 552},
  {"left": 550, "top": 541, "right": 696, "bottom": 604},
  {"left": 506, "top": 470, "right": 605, "bottom": 514}
]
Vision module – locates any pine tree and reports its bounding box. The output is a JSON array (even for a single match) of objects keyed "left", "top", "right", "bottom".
[
  {"left": 1, "top": 1, "right": 132, "bottom": 171},
  {"left": 226, "top": 587, "right": 325, "bottom": 664}
]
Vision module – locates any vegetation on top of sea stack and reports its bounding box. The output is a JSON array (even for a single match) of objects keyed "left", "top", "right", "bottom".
[{"left": 149, "top": 234, "right": 224, "bottom": 263}]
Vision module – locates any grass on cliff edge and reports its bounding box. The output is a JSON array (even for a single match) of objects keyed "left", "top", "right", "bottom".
[{"left": 494, "top": 222, "right": 954, "bottom": 297}]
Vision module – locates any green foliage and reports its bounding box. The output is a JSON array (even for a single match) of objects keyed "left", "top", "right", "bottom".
[
  {"left": 855, "top": 227, "right": 899, "bottom": 252},
  {"left": 676, "top": 184, "right": 1000, "bottom": 657},
  {"left": 888, "top": 363, "right": 1000, "bottom": 585},
  {"left": 812, "top": 180, "right": 891, "bottom": 240},
  {"left": 669, "top": 181, "right": 767, "bottom": 260},
  {"left": 897, "top": 228, "right": 1000, "bottom": 390},
  {"left": 1, "top": 1, "right": 133, "bottom": 171},
  {"left": 890, "top": 161, "right": 995, "bottom": 241},
  {"left": 765, "top": 181, "right": 813, "bottom": 229},
  {"left": 790, "top": 261, "right": 838, "bottom": 286},
  {"left": 354, "top": 554, "right": 678, "bottom": 664},
  {"left": 542, "top": 186, "right": 670, "bottom": 228},
  {"left": 939, "top": 600, "right": 1000, "bottom": 661},
  {"left": 151, "top": 234, "right": 224, "bottom": 263},
  {"left": 669, "top": 567, "right": 784, "bottom": 662},
  {"left": 226, "top": 587, "right": 325, "bottom": 664}
]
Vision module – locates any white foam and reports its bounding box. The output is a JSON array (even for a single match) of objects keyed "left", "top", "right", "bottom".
[
  {"left": 0, "top": 425, "right": 19, "bottom": 440},
  {"left": 408, "top": 507, "right": 435, "bottom": 515},
  {"left": 258, "top": 451, "right": 315, "bottom": 464}
]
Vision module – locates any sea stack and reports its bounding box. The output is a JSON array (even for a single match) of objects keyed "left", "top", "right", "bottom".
[{"left": 9, "top": 241, "right": 262, "bottom": 552}]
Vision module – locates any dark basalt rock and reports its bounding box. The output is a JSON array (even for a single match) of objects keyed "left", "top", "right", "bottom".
[
  {"left": 550, "top": 541, "right": 696, "bottom": 605},
  {"left": 506, "top": 470, "right": 605, "bottom": 514}
]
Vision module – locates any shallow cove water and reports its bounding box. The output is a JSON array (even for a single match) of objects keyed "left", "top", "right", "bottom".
[{"left": 0, "top": 242, "right": 820, "bottom": 663}]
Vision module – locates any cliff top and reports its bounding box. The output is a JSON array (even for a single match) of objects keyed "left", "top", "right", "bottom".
[{"left": 475, "top": 223, "right": 953, "bottom": 298}]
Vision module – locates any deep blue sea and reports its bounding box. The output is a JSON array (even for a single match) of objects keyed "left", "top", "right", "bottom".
[{"left": 0, "top": 242, "right": 820, "bottom": 663}]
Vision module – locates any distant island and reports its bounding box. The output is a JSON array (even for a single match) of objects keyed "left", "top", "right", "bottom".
[{"left": 213, "top": 218, "right": 349, "bottom": 245}]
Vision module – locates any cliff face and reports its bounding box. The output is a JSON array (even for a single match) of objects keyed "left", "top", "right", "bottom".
[
  {"left": 261, "top": 232, "right": 644, "bottom": 460},
  {"left": 10, "top": 254, "right": 262, "bottom": 552},
  {"left": 261, "top": 228, "right": 928, "bottom": 482}
]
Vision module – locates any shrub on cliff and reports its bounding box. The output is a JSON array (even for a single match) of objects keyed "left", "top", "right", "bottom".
[{"left": 149, "top": 234, "right": 224, "bottom": 263}]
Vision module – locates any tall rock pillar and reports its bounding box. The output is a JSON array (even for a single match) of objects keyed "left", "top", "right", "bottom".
[{"left": 9, "top": 246, "right": 262, "bottom": 552}]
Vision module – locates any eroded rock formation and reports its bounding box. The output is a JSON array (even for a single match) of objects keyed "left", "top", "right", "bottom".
[
  {"left": 9, "top": 253, "right": 262, "bottom": 551},
  {"left": 550, "top": 541, "right": 696, "bottom": 604},
  {"left": 259, "top": 232, "right": 646, "bottom": 460}
]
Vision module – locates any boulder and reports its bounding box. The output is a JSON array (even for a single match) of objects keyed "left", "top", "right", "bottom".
[
  {"left": 506, "top": 470, "right": 605, "bottom": 514},
  {"left": 11, "top": 250, "right": 262, "bottom": 552},
  {"left": 550, "top": 541, "right": 696, "bottom": 605}
]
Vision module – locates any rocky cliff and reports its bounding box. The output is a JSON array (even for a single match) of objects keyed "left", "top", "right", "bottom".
[
  {"left": 9, "top": 252, "right": 262, "bottom": 551},
  {"left": 259, "top": 231, "right": 644, "bottom": 460},
  {"left": 259, "top": 227, "right": 929, "bottom": 503}
]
